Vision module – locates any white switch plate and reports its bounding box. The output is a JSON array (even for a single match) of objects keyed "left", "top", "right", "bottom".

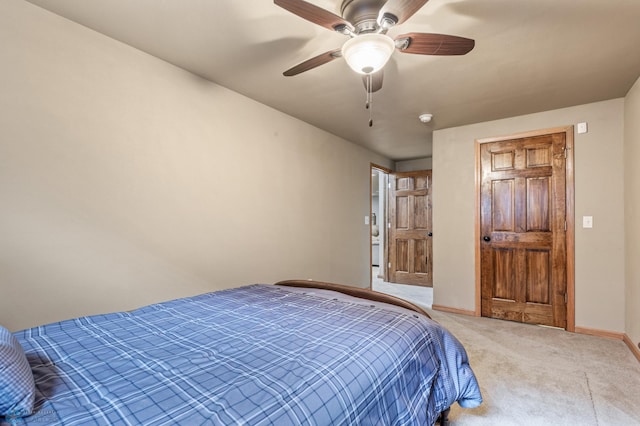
[
  {"left": 364, "top": 215, "right": 369, "bottom": 225},
  {"left": 577, "top": 122, "right": 588, "bottom": 134},
  {"left": 583, "top": 216, "right": 593, "bottom": 228}
]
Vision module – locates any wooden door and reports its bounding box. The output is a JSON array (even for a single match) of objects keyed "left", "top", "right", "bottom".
[
  {"left": 389, "top": 170, "right": 432, "bottom": 287},
  {"left": 480, "top": 132, "right": 567, "bottom": 328}
]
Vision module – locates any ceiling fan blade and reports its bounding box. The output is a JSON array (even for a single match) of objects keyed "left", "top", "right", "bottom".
[
  {"left": 395, "top": 33, "right": 475, "bottom": 55},
  {"left": 283, "top": 49, "right": 342, "bottom": 76},
  {"left": 274, "top": 0, "right": 353, "bottom": 32},
  {"left": 362, "top": 70, "right": 384, "bottom": 93},
  {"left": 379, "top": 0, "right": 429, "bottom": 25}
]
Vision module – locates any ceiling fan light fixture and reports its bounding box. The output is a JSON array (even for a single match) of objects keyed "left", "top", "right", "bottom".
[{"left": 342, "top": 33, "right": 395, "bottom": 75}]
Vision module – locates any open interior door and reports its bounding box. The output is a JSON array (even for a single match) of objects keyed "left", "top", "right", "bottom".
[{"left": 388, "top": 170, "right": 433, "bottom": 287}]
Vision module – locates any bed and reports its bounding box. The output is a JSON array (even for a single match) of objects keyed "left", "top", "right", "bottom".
[{"left": 1, "top": 280, "right": 482, "bottom": 425}]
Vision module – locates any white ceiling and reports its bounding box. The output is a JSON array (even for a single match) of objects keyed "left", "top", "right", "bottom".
[{"left": 24, "top": 0, "right": 640, "bottom": 160}]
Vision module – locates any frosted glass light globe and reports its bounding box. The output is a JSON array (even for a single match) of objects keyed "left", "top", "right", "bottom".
[{"left": 342, "top": 33, "right": 395, "bottom": 75}]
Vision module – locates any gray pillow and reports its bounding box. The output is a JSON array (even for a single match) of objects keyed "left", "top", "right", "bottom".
[{"left": 0, "top": 326, "right": 35, "bottom": 418}]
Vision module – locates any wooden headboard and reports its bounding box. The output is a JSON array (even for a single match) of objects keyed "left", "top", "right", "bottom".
[{"left": 275, "top": 279, "right": 431, "bottom": 319}]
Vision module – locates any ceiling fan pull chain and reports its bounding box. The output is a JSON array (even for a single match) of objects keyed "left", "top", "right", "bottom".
[
  {"left": 365, "top": 74, "right": 371, "bottom": 110},
  {"left": 367, "top": 74, "right": 373, "bottom": 127}
]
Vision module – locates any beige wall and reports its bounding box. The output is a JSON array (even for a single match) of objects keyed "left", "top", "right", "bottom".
[
  {"left": 433, "top": 99, "right": 626, "bottom": 333},
  {"left": 395, "top": 157, "right": 432, "bottom": 172},
  {"left": 0, "top": 0, "right": 391, "bottom": 331},
  {"left": 624, "top": 76, "right": 640, "bottom": 347}
]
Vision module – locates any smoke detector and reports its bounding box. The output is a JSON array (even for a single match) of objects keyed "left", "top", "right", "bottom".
[{"left": 419, "top": 113, "right": 433, "bottom": 123}]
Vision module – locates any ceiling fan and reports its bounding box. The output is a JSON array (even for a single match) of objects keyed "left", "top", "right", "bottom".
[{"left": 274, "top": 0, "right": 475, "bottom": 93}]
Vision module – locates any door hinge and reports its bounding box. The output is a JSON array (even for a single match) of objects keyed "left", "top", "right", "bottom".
[
  {"left": 563, "top": 147, "right": 567, "bottom": 159},
  {"left": 388, "top": 222, "right": 391, "bottom": 229},
  {"left": 388, "top": 262, "right": 391, "bottom": 268},
  {"left": 564, "top": 293, "right": 568, "bottom": 304},
  {"left": 388, "top": 182, "right": 391, "bottom": 189},
  {"left": 564, "top": 220, "right": 567, "bottom": 231}
]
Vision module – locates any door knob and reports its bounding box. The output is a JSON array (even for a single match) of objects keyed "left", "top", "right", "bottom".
[
  {"left": 483, "top": 236, "right": 491, "bottom": 242},
  {"left": 428, "top": 232, "right": 433, "bottom": 237}
]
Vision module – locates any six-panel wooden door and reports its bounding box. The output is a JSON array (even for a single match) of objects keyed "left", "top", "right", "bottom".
[
  {"left": 389, "top": 170, "right": 433, "bottom": 287},
  {"left": 480, "top": 132, "right": 567, "bottom": 328}
]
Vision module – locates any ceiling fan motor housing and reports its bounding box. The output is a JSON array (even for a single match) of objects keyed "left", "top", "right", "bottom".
[{"left": 341, "top": 0, "right": 388, "bottom": 33}]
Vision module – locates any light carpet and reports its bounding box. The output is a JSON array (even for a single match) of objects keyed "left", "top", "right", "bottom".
[{"left": 373, "top": 282, "right": 640, "bottom": 425}]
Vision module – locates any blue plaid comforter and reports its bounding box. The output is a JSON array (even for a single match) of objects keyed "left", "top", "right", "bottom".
[{"left": 7, "top": 284, "right": 481, "bottom": 425}]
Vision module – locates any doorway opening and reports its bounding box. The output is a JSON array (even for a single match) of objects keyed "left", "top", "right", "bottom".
[
  {"left": 370, "top": 164, "right": 433, "bottom": 309},
  {"left": 370, "top": 165, "right": 389, "bottom": 287}
]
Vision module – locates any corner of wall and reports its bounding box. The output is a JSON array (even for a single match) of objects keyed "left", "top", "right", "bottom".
[{"left": 624, "top": 75, "right": 640, "bottom": 350}]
